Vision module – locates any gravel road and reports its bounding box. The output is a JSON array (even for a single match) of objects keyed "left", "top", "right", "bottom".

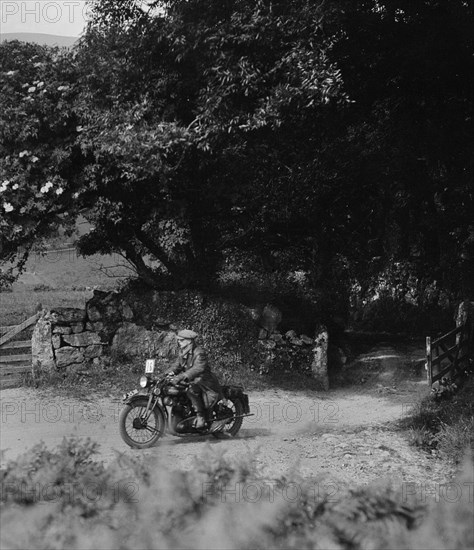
[{"left": 0, "top": 343, "right": 453, "bottom": 490}]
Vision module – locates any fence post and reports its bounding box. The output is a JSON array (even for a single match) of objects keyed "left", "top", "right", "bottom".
[{"left": 426, "top": 336, "right": 432, "bottom": 386}]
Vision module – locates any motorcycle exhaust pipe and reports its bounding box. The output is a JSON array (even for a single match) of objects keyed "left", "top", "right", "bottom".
[{"left": 209, "top": 413, "right": 254, "bottom": 433}]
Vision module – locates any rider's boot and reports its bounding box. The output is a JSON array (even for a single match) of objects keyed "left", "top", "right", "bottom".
[
  {"left": 187, "top": 385, "right": 206, "bottom": 429},
  {"left": 194, "top": 412, "right": 206, "bottom": 429}
]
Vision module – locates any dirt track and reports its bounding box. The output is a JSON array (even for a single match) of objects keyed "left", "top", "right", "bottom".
[{"left": 0, "top": 343, "right": 454, "bottom": 488}]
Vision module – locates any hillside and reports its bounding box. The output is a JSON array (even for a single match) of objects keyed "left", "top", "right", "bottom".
[
  {"left": 0, "top": 218, "right": 130, "bottom": 325},
  {"left": 0, "top": 33, "right": 78, "bottom": 47}
]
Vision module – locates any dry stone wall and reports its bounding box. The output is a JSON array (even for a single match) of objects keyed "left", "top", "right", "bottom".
[
  {"left": 32, "top": 307, "right": 106, "bottom": 375},
  {"left": 32, "top": 289, "right": 331, "bottom": 389}
]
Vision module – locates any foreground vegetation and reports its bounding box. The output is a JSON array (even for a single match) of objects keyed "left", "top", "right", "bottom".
[{"left": 0, "top": 438, "right": 472, "bottom": 550}]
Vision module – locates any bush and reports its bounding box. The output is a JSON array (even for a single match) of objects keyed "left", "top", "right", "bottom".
[
  {"left": 357, "top": 295, "right": 454, "bottom": 335},
  {"left": 402, "top": 376, "right": 474, "bottom": 464},
  {"left": 1, "top": 438, "right": 473, "bottom": 549}
]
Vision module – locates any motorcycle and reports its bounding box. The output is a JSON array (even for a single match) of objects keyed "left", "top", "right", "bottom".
[{"left": 119, "top": 358, "right": 252, "bottom": 448}]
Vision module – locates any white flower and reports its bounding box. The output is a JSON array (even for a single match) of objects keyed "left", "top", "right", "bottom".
[
  {"left": 37, "top": 82, "right": 44, "bottom": 88},
  {"left": 5, "top": 70, "right": 17, "bottom": 76},
  {"left": 28, "top": 86, "right": 36, "bottom": 93},
  {"left": 31, "top": 156, "right": 39, "bottom": 163},
  {"left": 40, "top": 180, "right": 54, "bottom": 193},
  {"left": 55, "top": 187, "right": 64, "bottom": 195},
  {"left": 3, "top": 202, "right": 13, "bottom": 212},
  {"left": 12, "top": 183, "right": 19, "bottom": 190},
  {"left": 72, "top": 192, "right": 79, "bottom": 199},
  {"left": 76, "top": 126, "right": 84, "bottom": 132},
  {"left": 19, "top": 150, "right": 29, "bottom": 158},
  {"left": 57, "top": 85, "right": 69, "bottom": 91}
]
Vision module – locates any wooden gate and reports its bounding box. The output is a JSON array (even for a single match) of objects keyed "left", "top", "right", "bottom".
[
  {"left": 426, "top": 323, "right": 472, "bottom": 388},
  {"left": 0, "top": 313, "right": 39, "bottom": 390}
]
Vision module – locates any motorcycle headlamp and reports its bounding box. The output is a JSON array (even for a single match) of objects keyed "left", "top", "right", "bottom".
[{"left": 139, "top": 375, "right": 149, "bottom": 388}]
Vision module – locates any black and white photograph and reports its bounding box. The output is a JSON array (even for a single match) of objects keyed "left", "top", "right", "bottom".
[{"left": 0, "top": 1, "right": 473, "bottom": 548}]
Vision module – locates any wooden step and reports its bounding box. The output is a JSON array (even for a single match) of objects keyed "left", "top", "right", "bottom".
[
  {"left": 0, "top": 340, "right": 31, "bottom": 350},
  {"left": 0, "top": 377, "right": 23, "bottom": 389},
  {"left": 0, "top": 354, "right": 31, "bottom": 364},
  {"left": 0, "top": 363, "right": 31, "bottom": 374}
]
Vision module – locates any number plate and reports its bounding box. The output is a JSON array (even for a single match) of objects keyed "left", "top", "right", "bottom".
[
  {"left": 123, "top": 389, "right": 138, "bottom": 401},
  {"left": 145, "top": 359, "right": 155, "bottom": 373}
]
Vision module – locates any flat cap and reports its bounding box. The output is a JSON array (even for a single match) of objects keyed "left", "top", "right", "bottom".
[{"left": 177, "top": 329, "right": 198, "bottom": 340}]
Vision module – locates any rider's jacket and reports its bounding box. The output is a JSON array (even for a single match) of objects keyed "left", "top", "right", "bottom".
[{"left": 167, "top": 346, "right": 221, "bottom": 393}]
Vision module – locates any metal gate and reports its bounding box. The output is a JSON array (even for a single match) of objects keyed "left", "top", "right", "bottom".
[{"left": 426, "top": 322, "right": 472, "bottom": 388}]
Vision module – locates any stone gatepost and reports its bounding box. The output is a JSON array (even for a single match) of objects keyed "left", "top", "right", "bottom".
[
  {"left": 312, "top": 324, "right": 329, "bottom": 390},
  {"left": 31, "top": 311, "right": 55, "bottom": 376},
  {"left": 31, "top": 307, "right": 107, "bottom": 377}
]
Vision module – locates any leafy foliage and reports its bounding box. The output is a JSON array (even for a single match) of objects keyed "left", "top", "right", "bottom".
[
  {"left": 0, "top": 41, "right": 81, "bottom": 284},
  {"left": 1, "top": 0, "right": 473, "bottom": 315}
]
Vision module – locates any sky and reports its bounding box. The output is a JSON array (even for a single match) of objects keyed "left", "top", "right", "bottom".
[{"left": 0, "top": 0, "right": 88, "bottom": 37}]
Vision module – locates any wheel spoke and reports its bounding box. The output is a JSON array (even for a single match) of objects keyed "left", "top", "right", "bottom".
[
  {"left": 145, "top": 426, "right": 158, "bottom": 434},
  {"left": 123, "top": 405, "right": 161, "bottom": 444}
]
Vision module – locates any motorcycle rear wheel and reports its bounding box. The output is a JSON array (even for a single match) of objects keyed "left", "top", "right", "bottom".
[
  {"left": 119, "top": 399, "right": 165, "bottom": 449},
  {"left": 220, "top": 397, "right": 244, "bottom": 437}
]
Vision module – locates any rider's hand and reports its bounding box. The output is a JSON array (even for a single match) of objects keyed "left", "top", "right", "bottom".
[{"left": 171, "top": 373, "right": 187, "bottom": 385}]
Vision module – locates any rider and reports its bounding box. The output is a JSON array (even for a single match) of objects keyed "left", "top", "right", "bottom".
[{"left": 167, "top": 329, "right": 221, "bottom": 429}]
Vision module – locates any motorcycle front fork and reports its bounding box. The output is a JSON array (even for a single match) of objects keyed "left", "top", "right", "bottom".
[{"left": 141, "top": 392, "right": 161, "bottom": 422}]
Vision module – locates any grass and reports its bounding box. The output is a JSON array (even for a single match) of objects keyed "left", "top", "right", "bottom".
[
  {"left": 0, "top": 289, "right": 93, "bottom": 326},
  {"left": 0, "top": 438, "right": 473, "bottom": 550},
  {"left": 23, "top": 355, "right": 149, "bottom": 399},
  {"left": 19, "top": 247, "right": 131, "bottom": 290},
  {"left": 401, "top": 373, "right": 474, "bottom": 464},
  {"left": 0, "top": 244, "right": 131, "bottom": 326},
  {"left": 24, "top": 349, "right": 327, "bottom": 401}
]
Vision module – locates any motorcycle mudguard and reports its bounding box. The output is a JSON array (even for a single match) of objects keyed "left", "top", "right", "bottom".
[
  {"left": 125, "top": 394, "right": 168, "bottom": 422},
  {"left": 123, "top": 390, "right": 148, "bottom": 405},
  {"left": 222, "top": 385, "right": 250, "bottom": 414}
]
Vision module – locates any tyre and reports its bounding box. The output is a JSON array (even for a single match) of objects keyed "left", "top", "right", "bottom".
[
  {"left": 119, "top": 399, "right": 165, "bottom": 449},
  {"left": 223, "top": 397, "right": 244, "bottom": 437}
]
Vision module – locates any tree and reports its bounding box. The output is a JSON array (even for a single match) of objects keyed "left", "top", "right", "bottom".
[
  {"left": 0, "top": 41, "right": 82, "bottom": 288},
  {"left": 325, "top": 0, "right": 474, "bottom": 298},
  {"left": 1, "top": 0, "right": 472, "bottom": 308},
  {"left": 1, "top": 0, "right": 347, "bottom": 290}
]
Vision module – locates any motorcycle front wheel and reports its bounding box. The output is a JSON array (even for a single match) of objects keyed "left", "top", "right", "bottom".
[{"left": 119, "top": 399, "right": 165, "bottom": 449}]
